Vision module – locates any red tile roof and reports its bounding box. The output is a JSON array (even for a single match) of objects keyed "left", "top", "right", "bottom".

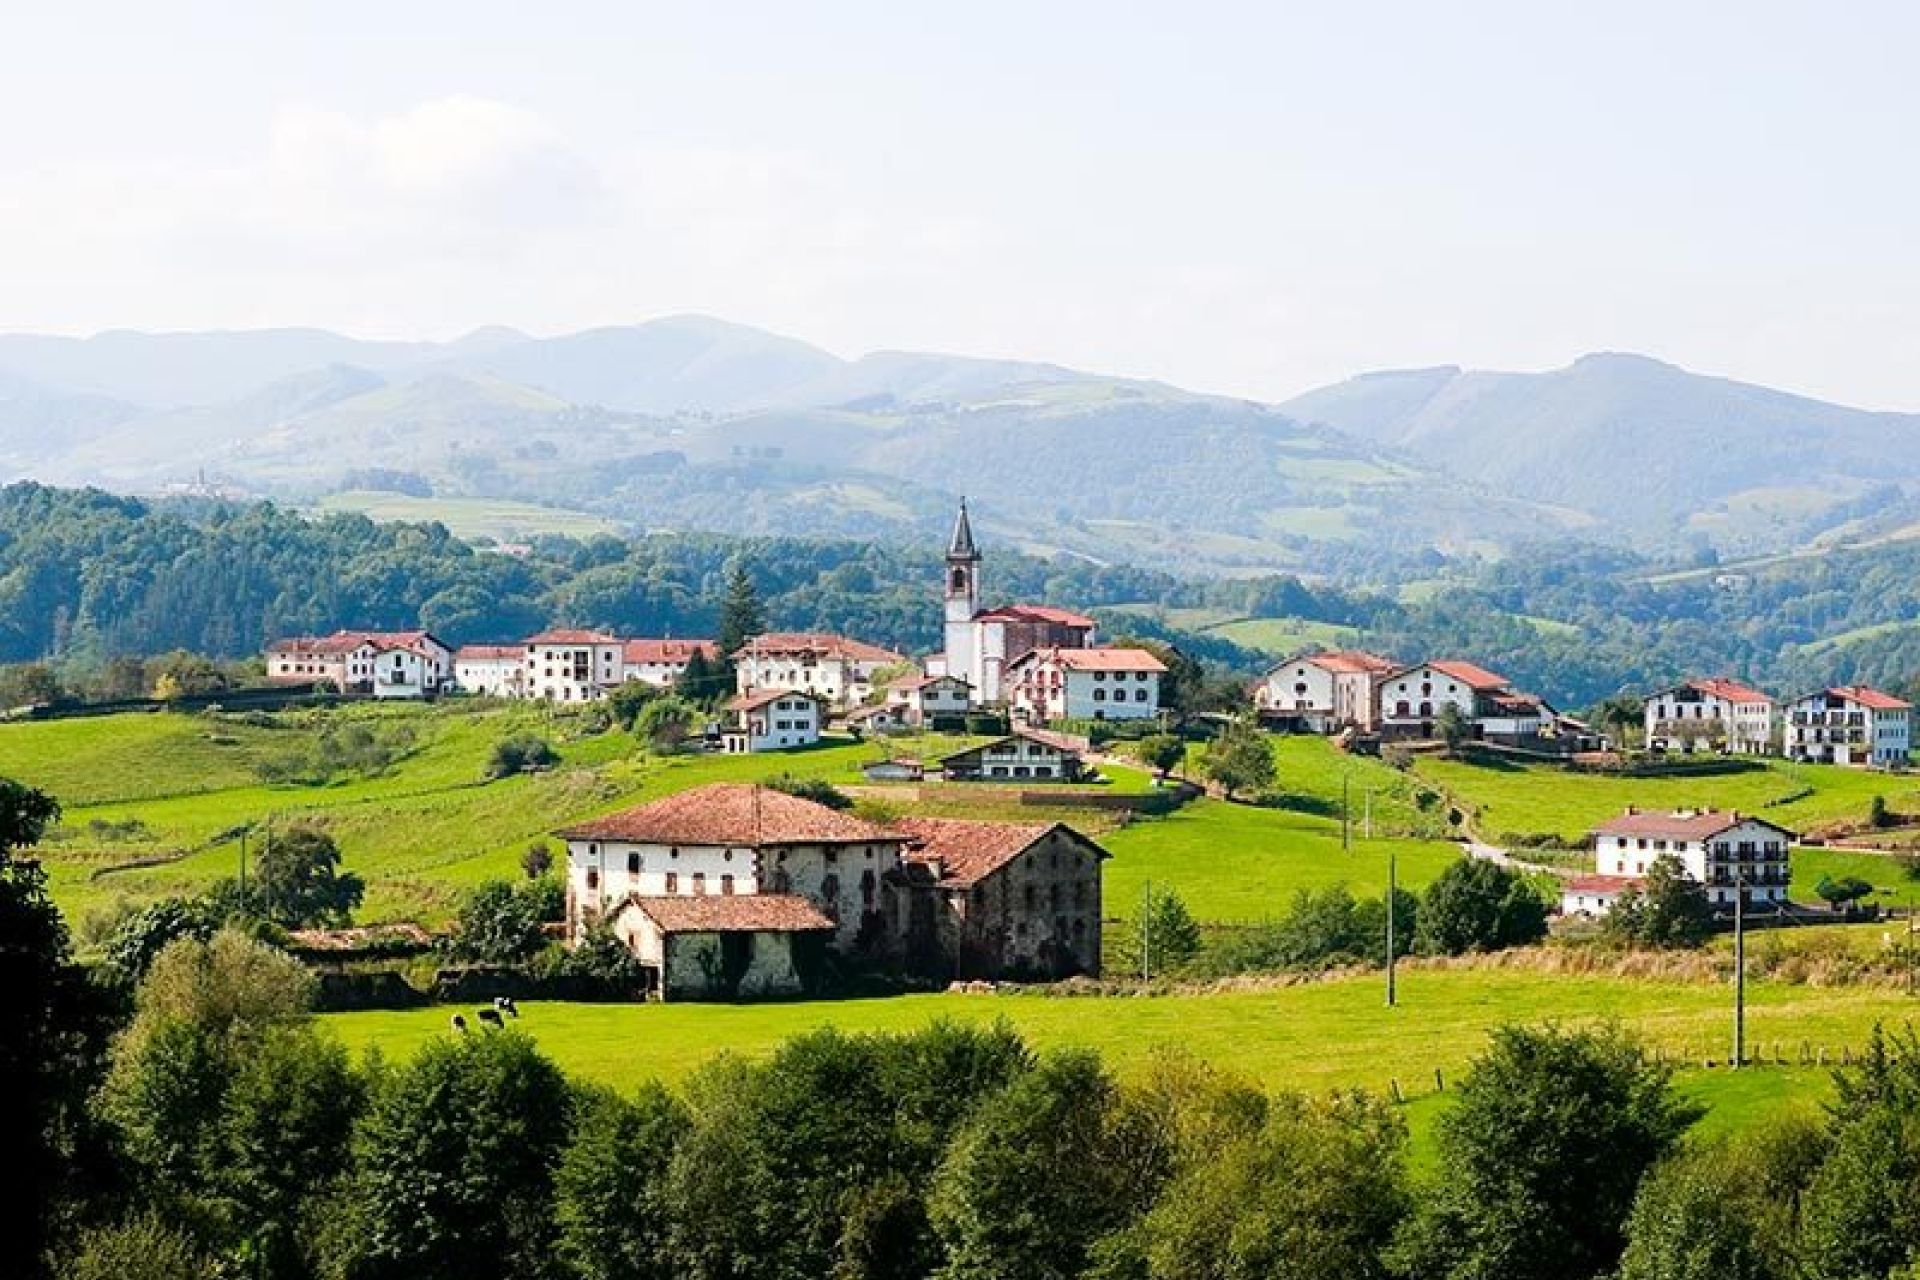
[
  {"left": 456, "top": 644, "right": 525, "bottom": 660},
  {"left": 1681, "top": 677, "right": 1773, "bottom": 706},
  {"left": 1564, "top": 874, "right": 1638, "bottom": 894},
  {"left": 526, "top": 629, "right": 619, "bottom": 646},
  {"left": 1813, "top": 685, "right": 1913, "bottom": 712},
  {"left": 739, "top": 632, "right": 905, "bottom": 664},
  {"left": 895, "top": 818, "right": 1107, "bottom": 887},
  {"left": 558, "top": 783, "right": 899, "bottom": 847},
  {"left": 1307, "top": 649, "right": 1400, "bottom": 676},
  {"left": 973, "top": 604, "right": 1097, "bottom": 629},
  {"left": 1592, "top": 808, "right": 1794, "bottom": 841},
  {"left": 1423, "top": 659, "right": 1511, "bottom": 690},
  {"left": 618, "top": 893, "right": 836, "bottom": 934},
  {"left": 269, "top": 629, "right": 444, "bottom": 657},
  {"left": 939, "top": 727, "right": 1088, "bottom": 764},
  {"left": 726, "top": 687, "right": 823, "bottom": 712},
  {"left": 623, "top": 638, "right": 718, "bottom": 665},
  {"left": 1011, "top": 646, "right": 1167, "bottom": 673}
]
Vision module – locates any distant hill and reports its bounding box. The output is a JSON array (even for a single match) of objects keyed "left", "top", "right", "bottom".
[{"left": 1283, "top": 353, "right": 1920, "bottom": 552}]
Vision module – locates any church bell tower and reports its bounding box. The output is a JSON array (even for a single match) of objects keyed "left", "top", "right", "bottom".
[{"left": 943, "top": 500, "right": 981, "bottom": 686}]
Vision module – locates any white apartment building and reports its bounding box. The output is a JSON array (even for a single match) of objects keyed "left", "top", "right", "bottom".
[
  {"left": 733, "top": 632, "right": 906, "bottom": 709},
  {"left": 524, "top": 630, "right": 626, "bottom": 703},
  {"left": 1565, "top": 808, "right": 1794, "bottom": 915},
  {"left": 1644, "top": 677, "right": 1775, "bottom": 755},
  {"left": 1784, "top": 686, "right": 1913, "bottom": 767},
  {"left": 1004, "top": 646, "right": 1165, "bottom": 723},
  {"left": 622, "top": 638, "right": 720, "bottom": 687}
]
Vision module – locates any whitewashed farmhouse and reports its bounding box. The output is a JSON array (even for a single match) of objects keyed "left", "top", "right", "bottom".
[
  {"left": 1253, "top": 649, "right": 1398, "bottom": 732},
  {"left": 622, "top": 638, "right": 719, "bottom": 687},
  {"left": 265, "top": 629, "right": 452, "bottom": 697},
  {"left": 733, "top": 632, "right": 905, "bottom": 709},
  {"left": 722, "top": 688, "right": 825, "bottom": 752},
  {"left": 1644, "top": 677, "right": 1775, "bottom": 755},
  {"left": 1562, "top": 807, "right": 1793, "bottom": 917},
  {"left": 523, "top": 629, "right": 625, "bottom": 702},
  {"left": 938, "top": 727, "right": 1089, "bottom": 782},
  {"left": 453, "top": 644, "right": 527, "bottom": 698},
  {"left": 1005, "top": 646, "right": 1165, "bottom": 723}
]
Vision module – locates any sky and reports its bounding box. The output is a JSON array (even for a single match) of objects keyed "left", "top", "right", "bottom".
[{"left": 5, "top": 2, "right": 1920, "bottom": 407}]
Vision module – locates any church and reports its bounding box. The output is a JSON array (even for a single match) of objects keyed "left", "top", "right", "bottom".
[{"left": 927, "top": 501, "right": 1095, "bottom": 704}]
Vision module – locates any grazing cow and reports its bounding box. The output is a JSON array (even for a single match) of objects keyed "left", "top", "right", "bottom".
[
  {"left": 477, "top": 1007, "right": 505, "bottom": 1029},
  {"left": 450, "top": 1014, "right": 468, "bottom": 1034},
  {"left": 496, "top": 996, "right": 520, "bottom": 1018}
]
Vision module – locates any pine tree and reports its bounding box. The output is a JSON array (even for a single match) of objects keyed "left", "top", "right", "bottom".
[{"left": 717, "top": 564, "right": 765, "bottom": 656}]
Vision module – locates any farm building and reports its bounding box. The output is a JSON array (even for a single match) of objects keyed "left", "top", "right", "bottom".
[
  {"left": 1563, "top": 807, "right": 1794, "bottom": 917},
  {"left": 938, "top": 727, "right": 1089, "bottom": 782}
]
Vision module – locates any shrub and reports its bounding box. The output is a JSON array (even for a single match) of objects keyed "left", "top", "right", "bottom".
[
  {"left": 452, "top": 878, "right": 563, "bottom": 963},
  {"left": 102, "top": 895, "right": 222, "bottom": 985},
  {"left": 764, "top": 774, "right": 853, "bottom": 810},
  {"left": 1203, "top": 716, "right": 1276, "bottom": 801},
  {"left": 487, "top": 734, "right": 559, "bottom": 779},
  {"left": 1605, "top": 854, "right": 1716, "bottom": 949},
  {"left": 1416, "top": 858, "right": 1548, "bottom": 955}
]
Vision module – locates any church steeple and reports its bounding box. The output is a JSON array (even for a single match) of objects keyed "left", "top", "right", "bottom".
[{"left": 947, "top": 498, "right": 979, "bottom": 563}]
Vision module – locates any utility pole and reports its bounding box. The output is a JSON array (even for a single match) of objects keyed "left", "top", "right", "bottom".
[
  {"left": 1342, "top": 773, "right": 1352, "bottom": 855},
  {"left": 237, "top": 826, "right": 248, "bottom": 901},
  {"left": 1908, "top": 890, "right": 1916, "bottom": 998},
  {"left": 1365, "top": 788, "right": 1374, "bottom": 841},
  {"left": 1386, "top": 845, "right": 1398, "bottom": 1007},
  {"left": 1733, "top": 862, "right": 1746, "bottom": 1069}
]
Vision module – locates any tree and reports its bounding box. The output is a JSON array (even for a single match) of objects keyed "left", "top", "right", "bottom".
[
  {"left": 345, "top": 1030, "right": 573, "bottom": 1280},
  {"left": 1415, "top": 858, "right": 1547, "bottom": 955},
  {"left": 1591, "top": 694, "right": 1644, "bottom": 750},
  {"left": 522, "top": 839, "right": 555, "bottom": 879},
  {"left": 1797, "top": 1026, "right": 1920, "bottom": 1280},
  {"left": 716, "top": 563, "right": 766, "bottom": 656},
  {"left": 555, "top": 1083, "right": 691, "bottom": 1280},
  {"left": 1617, "top": 1119, "right": 1825, "bottom": 1280},
  {"left": 147, "top": 650, "right": 232, "bottom": 698},
  {"left": 1131, "top": 733, "right": 1187, "bottom": 778},
  {"left": 251, "top": 823, "right": 364, "bottom": 928},
  {"left": 608, "top": 680, "right": 661, "bottom": 730},
  {"left": 1130, "top": 886, "right": 1202, "bottom": 976},
  {"left": 1203, "top": 717, "right": 1275, "bottom": 802},
  {"left": 1433, "top": 704, "right": 1472, "bottom": 752},
  {"left": 102, "top": 895, "right": 221, "bottom": 985},
  {"left": 0, "top": 661, "right": 65, "bottom": 707},
  {"left": 1815, "top": 874, "right": 1877, "bottom": 914},
  {"left": 53, "top": 1212, "right": 213, "bottom": 1280},
  {"left": 487, "top": 734, "right": 559, "bottom": 779},
  {"left": 674, "top": 650, "right": 730, "bottom": 705},
  {"left": 1604, "top": 854, "right": 1716, "bottom": 948},
  {"left": 0, "top": 779, "right": 107, "bottom": 1275},
  {"left": 1392, "top": 1024, "right": 1700, "bottom": 1280},
  {"left": 635, "top": 696, "right": 700, "bottom": 753},
  {"left": 929, "top": 1049, "right": 1134, "bottom": 1280},
  {"left": 453, "top": 878, "right": 561, "bottom": 962}
]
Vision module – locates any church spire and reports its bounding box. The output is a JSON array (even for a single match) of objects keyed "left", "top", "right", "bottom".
[{"left": 947, "top": 499, "right": 979, "bottom": 561}]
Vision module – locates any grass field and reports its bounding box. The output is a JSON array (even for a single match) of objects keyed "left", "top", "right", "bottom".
[
  {"left": 325, "top": 967, "right": 1910, "bottom": 1140},
  {"left": 314, "top": 491, "right": 622, "bottom": 541}
]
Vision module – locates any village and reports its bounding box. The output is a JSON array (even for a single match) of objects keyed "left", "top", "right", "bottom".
[{"left": 249, "top": 503, "right": 1917, "bottom": 1000}]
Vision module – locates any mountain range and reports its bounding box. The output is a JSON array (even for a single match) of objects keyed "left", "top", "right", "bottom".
[{"left": 5, "top": 316, "right": 1917, "bottom": 574}]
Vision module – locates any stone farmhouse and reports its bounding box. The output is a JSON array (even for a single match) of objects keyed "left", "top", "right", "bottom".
[
  {"left": 1005, "top": 646, "right": 1166, "bottom": 723},
  {"left": 722, "top": 688, "right": 825, "bottom": 753},
  {"left": 732, "top": 632, "right": 906, "bottom": 710},
  {"left": 266, "top": 630, "right": 453, "bottom": 698},
  {"left": 557, "top": 783, "right": 1106, "bottom": 999},
  {"left": 1643, "top": 677, "right": 1775, "bottom": 755},
  {"left": 930, "top": 502, "right": 1097, "bottom": 704},
  {"left": 938, "top": 727, "right": 1089, "bottom": 782},
  {"left": 1784, "top": 686, "right": 1913, "bottom": 767},
  {"left": 1562, "top": 807, "right": 1793, "bottom": 918},
  {"left": 1252, "top": 649, "right": 1398, "bottom": 733}
]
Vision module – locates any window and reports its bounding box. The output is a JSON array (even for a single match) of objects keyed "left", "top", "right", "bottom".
[
  {"left": 1024, "top": 884, "right": 1037, "bottom": 910},
  {"left": 664, "top": 871, "right": 678, "bottom": 893},
  {"left": 627, "top": 852, "right": 641, "bottom": 875},
  {"left": 691, "top": 872, "right": 707, "bottom": 895},
  {"left": 720, "top": 874, "right": 734, "bottom": 895},
  {"left": 585, "top": 868, "right": 599, "bottom": 890}
]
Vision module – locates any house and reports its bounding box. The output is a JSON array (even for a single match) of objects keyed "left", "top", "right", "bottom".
[
  {"left": 733, "top": 632, "right": 906, "bottom": 709},
  {"left": 622, "top": 638, "right": 720, "bottom": 688},
  {"left": 524, "top": 630, "right": 626, "bottom": 702},
  {"left": 1375, "top": 659, "right": 1560, "bottom": 744},
  {"left": 264, "top": 629, "right": 452, "bottom": 696},
  {"left": 453, "top": 644, "right": 527, "bottom": 698},
  {"left": 847, "top": 703, "right": 912, "bottom": 735},
  {"left": 885, "top": 673, "right": 973, "bottom": 727},
  {"left": 1563, "top": 807, "right": 1794, "bottom": 917},
  {"left": 1784, "top": 686, "right": 1913, "bottom": 768},
  {"left": 933, "top": 502, "right": 1097, "bottom": 704},
  {"left": 939, "top": 727, "right": 1088, "bottom": 782},
  {"left": 722, "top": 689, "right": 825, "bottom": 752},
  {"left": 557, "top": 784, "right": 909, "bottom": 998},
  {"left": 889, "top": 818, "right": 1105, "bottom": 979},
  {"left": 861, "top": 757, "right": 925, "bottom": 782},
  {"left": 1644, "top": 678, "right": 1775, "bottom": 755},
  {"left": 1252, "top": 649, "right": 1398, "bottom": 732},
  {"left": 1004, "top": 646, "right": 1166, "bottom": 723}
]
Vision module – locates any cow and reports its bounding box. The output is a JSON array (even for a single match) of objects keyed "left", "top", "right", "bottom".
[
  {"left": 477, "top": 1008, "right": 505, "bottom": 1029},
  {"left": 450, "top": 1014, "right": 468, "bottom": 1034}
]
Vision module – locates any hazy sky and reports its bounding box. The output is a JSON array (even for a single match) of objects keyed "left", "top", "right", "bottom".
[{"left": 6, "top": 3, "right": 1919, "bottom": 406}]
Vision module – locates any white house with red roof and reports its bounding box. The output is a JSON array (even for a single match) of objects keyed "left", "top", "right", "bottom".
[
  {"left": 884, "top": 673, "right": 973, "bottom": 726},
  {"left": 722, "top": 688, "right": 825, "bottom": 752},
  {"left": 732, "top": 631, "right": 906, "bottom": 709},
  {"left": 265, "top": 629, "right": 452, "bottom": 697},
  {"left": 453, "top": 644, "right": 527, "bottom": 698},
  {"left": 937, "top": 727, "right": 1089, "bottom": 782},
  {"left": 1784, "top": 686, "right": 1912, "bottom": 767},
  {"left": 932, "top": 502, "right": 1098, "bottom": 703},
  {"left": 1376, "top": 659, "right": 1557, "bottom": 741},
  {"left": 1004, "top": 646, "right": 1166, "bottom": 723},
  {"left": 1253, "top": 649, "right": 1399, "bottom": 732},
  {"left": 1563, "top": 807, "right": 1795, "bottom": 917},
  {"left": 1644, "top": 677, "right": 1776, "bottom": 755},
  {"left": 524, "top": 629, "right": 625, "bottom": 702},
  {"left": 621, "top": 638, "right": 719, "bottom": 688}
]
